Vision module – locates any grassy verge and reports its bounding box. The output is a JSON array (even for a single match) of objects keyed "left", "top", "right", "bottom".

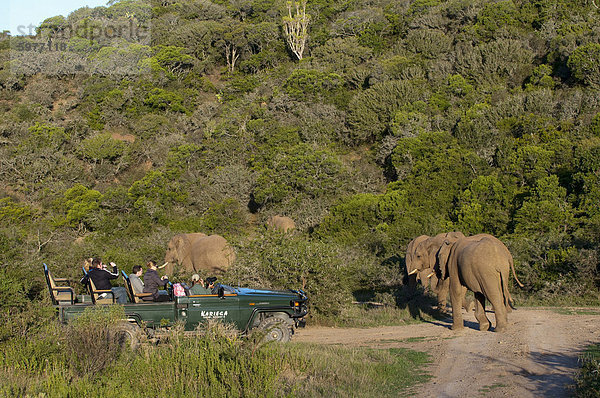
[
  {"left": 574, "top": 344, "right": 600, "bottom": 397},
  {"left": 309, "top": 287, "right": 446, "bottom": 328},
  {"left": 0, "top": 310, "right": 431, "bottom": 397}
]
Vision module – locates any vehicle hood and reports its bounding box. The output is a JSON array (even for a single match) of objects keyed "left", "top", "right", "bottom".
[{"left": 236, "top": 287, "right": 300, "bottom": 298}]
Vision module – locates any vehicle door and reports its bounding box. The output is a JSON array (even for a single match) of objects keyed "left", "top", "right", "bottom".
[{"left": 179, "top": 291, "right": 241, "bottom": 330}]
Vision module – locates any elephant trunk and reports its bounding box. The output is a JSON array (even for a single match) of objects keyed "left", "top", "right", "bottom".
[{"left": 163, "top": 261, "right": 175, "bottom": 277}]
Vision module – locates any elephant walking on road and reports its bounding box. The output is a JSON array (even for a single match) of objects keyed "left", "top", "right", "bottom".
[{"left": 437, "top": 235, "right": 523, "bottom": 332}]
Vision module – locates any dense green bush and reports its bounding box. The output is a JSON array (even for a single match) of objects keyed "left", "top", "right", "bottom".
[
  {"left": 251, "top": 144, "right": 343, "bottom": 207},
  {"left": 347, "top": 80, "right": 430, "bottom": 142},
  {"left": 231, "top": 233, "right": 379, "bottom": 317},
  {"left": 568, "top": 43, "right": 600, "bottom": 88},
  {"left": 78, "top": 133, "right": 128, "bottom": 162}
]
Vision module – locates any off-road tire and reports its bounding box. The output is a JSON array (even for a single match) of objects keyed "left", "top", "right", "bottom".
[
  {"left": 112, "top": 322, "right": 142, "bottom": 350},
  {"left": 257, "top": 316, "right": 292, "bottom": 343}
]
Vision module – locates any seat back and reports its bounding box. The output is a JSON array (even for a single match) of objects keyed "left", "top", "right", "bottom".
[
  {"left": 121, "top": 271, "right": 135, "bottom": 303},
  {"left": 87, "top": 275, "right": 115, "bottom": 305},
  {"left": 122, "top": 270, "right": 153, "bottom": 303},
  {"left": 43, "top": 263, "right": 74, "bottom": 305}
]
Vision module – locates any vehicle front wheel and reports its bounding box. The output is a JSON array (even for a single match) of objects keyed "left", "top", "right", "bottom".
[{"left": 257, "top": 317, "right": 292, "bottom": 343}]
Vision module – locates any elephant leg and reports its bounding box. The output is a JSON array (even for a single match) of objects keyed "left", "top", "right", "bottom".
[
  {"left": 436, "top": 277, "right": 449, "bottom": 310},
  {"left": 462, "top": 295, "right": 474, "bottom": 312},
  {"left": 489, "top": 291, "right": 508, "bottom": 333},
  {"left": 473, "top": 292, "right": 490, "bottom": 331},
  {"left": 449, "top": 280, "right": 464, "bottom": 330}
]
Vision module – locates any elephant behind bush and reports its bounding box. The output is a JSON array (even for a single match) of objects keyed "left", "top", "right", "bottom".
[{"left": 164, "top": 233, "right": 236, "bottom": 276}]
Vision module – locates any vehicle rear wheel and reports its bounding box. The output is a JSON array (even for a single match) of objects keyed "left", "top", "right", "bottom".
[
  {"left": 257, "top": 316, "right": 292, "bottom": 343},
  {"left": 112, "top": 322, "right": 142, "bottom": 350}
]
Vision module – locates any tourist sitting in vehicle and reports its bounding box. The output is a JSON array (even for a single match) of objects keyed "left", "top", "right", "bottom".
[
  {"left": 129, "top": 265, "right": 144, "bottom": 294},
  {"left": 189, "top": 274, "right": 211, "bottom": 295},
  {"left": 83, "top": 257, "right": 93, "bottom": 272},
  {"left": 85, "top": 257, "right": 129, "bottom": 304},
  {"left": 143, "top": 260, "right": 170, "bottom": 302},
  {"left": 206, "top": 276, "right": 218, "bottom": 294}
]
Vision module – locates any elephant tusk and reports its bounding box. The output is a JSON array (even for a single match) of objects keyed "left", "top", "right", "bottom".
[
  {"left": 158, "top": 262, "right": 169, "bottom": 269},
  {"left": 426, "top": 272, "right": 434, "bottom": 279},
  {"left": 408, "top": 269, "right": 418, "bottom": 275}
]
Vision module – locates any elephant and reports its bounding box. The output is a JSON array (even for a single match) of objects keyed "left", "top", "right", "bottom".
[
  {"left": 406, "top": 231, "right": 466, "bottom": 309},
  {"left": 265, "top": 215, "right": 296, "bottom": 233},
  {"left": 437, "top": 234, "right": 524, "bottom": 332},
  {"left": 164, "top": 233, "right": 236, "bottom": 276},
  {"left": 405, "top": 235, "right": 430, "bottom": 289}
]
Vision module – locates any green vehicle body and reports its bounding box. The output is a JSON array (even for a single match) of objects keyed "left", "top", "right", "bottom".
[{"left": 57, "top": 285, "right": 308, "bottom": 335}]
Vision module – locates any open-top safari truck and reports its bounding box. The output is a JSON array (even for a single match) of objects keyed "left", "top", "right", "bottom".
[{"left": 43, "top": 263, "right": 308, "bottom": 344}]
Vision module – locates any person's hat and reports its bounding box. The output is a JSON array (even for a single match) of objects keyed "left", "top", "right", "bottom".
[
  {"left": 206, "top": 276, "right": 217, "bottom": 284},
  {"left": 191, "top": 274, "right": 200, "bottom": 282}
]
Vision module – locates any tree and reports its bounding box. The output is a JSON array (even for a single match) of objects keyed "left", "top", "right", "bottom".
[
  {"left": 220, "top": 22, "right": 248, "bottom": 73},
  {"left": 567, "top": 43, "right": 600, "bottom": 88},
  {"left": 282, "top": 0, "right": 310, "bottom": 60}
]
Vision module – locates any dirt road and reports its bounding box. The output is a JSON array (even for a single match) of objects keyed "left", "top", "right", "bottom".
[{"left": 295, "top": 307, "right": 600, "bottom": 397}]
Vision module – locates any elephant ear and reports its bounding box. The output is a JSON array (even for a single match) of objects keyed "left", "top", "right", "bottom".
[
  {"left": 437, "top": 240, "right": 452, "bottom": 280},
  {"left": 174, "top": 235, "right": 189, "bottom": 259}
]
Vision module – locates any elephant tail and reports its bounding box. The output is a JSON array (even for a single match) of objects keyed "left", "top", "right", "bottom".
[
  {"left": 509, "top": 256, "right": 524, "bottom": 288},
  {"left": 500, "top": 271, "right": 517, "bottom": 311}
]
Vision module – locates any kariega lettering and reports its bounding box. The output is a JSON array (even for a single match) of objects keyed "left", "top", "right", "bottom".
[{"left": 201, "top": 310, "right": 228, "bottom": 318}]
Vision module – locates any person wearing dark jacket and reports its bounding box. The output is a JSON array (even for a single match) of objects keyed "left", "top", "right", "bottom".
[
  {"left": 143, "top": 260, "right": 170, "bottom": 301},
  {"left": 86, "top": 257, "right": 129, "bottom": 304}
]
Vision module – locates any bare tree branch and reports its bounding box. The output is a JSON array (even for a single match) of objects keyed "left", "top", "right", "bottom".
[{"left": 282, "top": 0, "right": 310, "bottom": 60}]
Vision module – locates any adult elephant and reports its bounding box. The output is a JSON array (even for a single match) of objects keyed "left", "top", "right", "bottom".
[
  {"left": 407, "top": 231, "right": 466, "bottom": 308},
  {"left": 164, "top": 233, "right": 236, "bottom": 276},
  {"left": 437, "top": 234, "right": 524, "bottom": 332},
  {"left": 405, "top": 235, "right": 430, "bottom": 289}
]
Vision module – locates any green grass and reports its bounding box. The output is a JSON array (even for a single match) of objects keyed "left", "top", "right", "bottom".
[
  {"left": 0, "top": 315, "right": 432, "bottom": 398},
  {"left": 314, "top": 289, "right": 446, "bottom": 328},
  {"left": 574, "top": 344, "right": 600, "bottom": 397},
  {"left": 479, "top": 382, "right": 508, "bottom": 393},
  {"left": 552, "top": 308, "right": 600, "bottom": 316}
]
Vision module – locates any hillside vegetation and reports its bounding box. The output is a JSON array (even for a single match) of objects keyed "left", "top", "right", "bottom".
[{"left": 1, "top": 0, "right": 600, "bottom": 336}]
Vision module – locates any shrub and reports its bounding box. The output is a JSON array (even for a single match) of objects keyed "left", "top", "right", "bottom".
[
  {"left": 128, "top": 171, "right": 187, "bottom": 214},
  {"left": 283, "top": 68, "right": 343, "bottom": 102},
  {"left": 405, "top": 28, "right": 452, "bottom": 59},
  {"left": 347, "top": 80, "right": 430, "bottom": 143},
  {"left": 231, "top": 233, "right": 376, "bottom": 317},
  {"left": 0, "top": 197, "right": 37, "bottom": 225},
  {"left": 525, "top": 64, "right": 555, "bottom": 90},
  {"left": 575, "top": 344, "right": 600, "bottom": 396},
  {"left": 513, "top": 175, "right": 575, "bottom": 237},
  {"left": 59, "top": 184, "right": 103, "bottom": 230},
  {"left": 78, "top": 133, "right": 127, "bottom": 163},
  {"left": 453, "top": 175, "right": 513, "bottom": 236},
  {"left": 507, "top": 144, "right": 553, "bottom": 186},
  {"left": 568, "top": 43, "right": 600, "bottom": 88},
  {"left": 316, "top": 193, "right": 381, "bottom": 245},
  {"left": 474, "top": 0, "right": 520, "bottom": 39},
  {"left": 311, "top": 37, "right": 373, "bottom": 74},
  {"left": 144, "top": 88, "right": 190, "bottom": 113},
  {"left": 200, "top": 198, "right": 247, "bottom": 237},
  {"left": 164, "top": 143, "right": 204, "bottom": 179},
  {"left": 251, "top": 144, "right": 343, "bottom": 207},
  {"left": 25, "top": 122, "right": 68, "bottom": 150},
  {"left": 62, "top": 306, "right": 126, "bottom": 377}
]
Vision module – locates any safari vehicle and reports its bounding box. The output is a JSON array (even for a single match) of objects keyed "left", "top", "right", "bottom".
[{"left": 45, "top": 264, "right": 308, "bottom": 343}]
